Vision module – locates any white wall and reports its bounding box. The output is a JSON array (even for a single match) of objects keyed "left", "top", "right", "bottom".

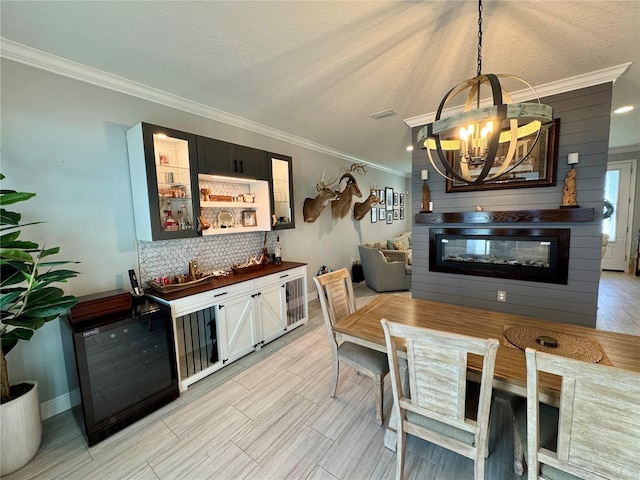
[{"left": 1, "top": 59, "right": 410, "bottom": 411}]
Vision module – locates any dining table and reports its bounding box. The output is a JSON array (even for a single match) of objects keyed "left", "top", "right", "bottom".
[{"left": 332, "top": 294, "right": 640, "bottom": 450}]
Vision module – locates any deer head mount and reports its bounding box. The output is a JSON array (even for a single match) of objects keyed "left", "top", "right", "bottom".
[
  {"left": 353, "top": 189, "right": 379, "bottom": 221},
  {"left": 302, "top": 177, "right": 339, "bottom": 223},
  {"left": 331, "top": 173, "right": 362, "bottom": 219}
]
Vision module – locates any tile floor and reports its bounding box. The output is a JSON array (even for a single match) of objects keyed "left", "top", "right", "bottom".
[{"left": 4, "top": 272, "right": 637, "bottom": 480}]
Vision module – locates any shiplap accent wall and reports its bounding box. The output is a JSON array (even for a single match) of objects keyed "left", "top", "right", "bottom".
[{"left": 411, "top": 84, "right": 612, "bottom": 327}]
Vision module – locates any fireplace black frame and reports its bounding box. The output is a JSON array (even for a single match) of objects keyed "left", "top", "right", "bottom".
[{"left": 429, "top": 228, "right": 570, "bottom": 284}]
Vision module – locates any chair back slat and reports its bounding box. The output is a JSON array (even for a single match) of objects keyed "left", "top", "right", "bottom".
[
  {"left": 526, "top": 348, "right": 640, "bottom": 480},
  {"left": 407, "top": 340, "right": 467, "bottom": 419},
  {"left": 382, "top": 319, "right": 499, "bottom": 479},
  {"left": 313, "top": 268, "right": 356, "bottom": 326},
  {"left": 325, "top": 278, "right": 355, "bottom": 324}
]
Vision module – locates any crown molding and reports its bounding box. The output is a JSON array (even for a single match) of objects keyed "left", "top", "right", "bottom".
[
  {"left": 404, "top": 63, "right": 632, "bottom": 128},
  {"left": 0, "top": 38, "right": 405, "bottom": 177}
]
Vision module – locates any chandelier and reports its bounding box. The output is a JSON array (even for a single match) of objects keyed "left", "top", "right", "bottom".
[{"left": 417, "top": 0, "right": 553, "bottom": 185}]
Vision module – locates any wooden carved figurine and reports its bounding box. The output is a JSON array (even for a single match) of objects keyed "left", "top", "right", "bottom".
[
  {"left": 561, "top": 168, "right": 579, "bottom": 208},
  {"left": 420, "top": 182, "right": 432, "bottom": 212}
]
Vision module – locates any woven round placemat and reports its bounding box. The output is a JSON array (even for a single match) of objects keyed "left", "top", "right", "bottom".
[{"left": 503, "top": 326, "right": 603, "bottom": 363}]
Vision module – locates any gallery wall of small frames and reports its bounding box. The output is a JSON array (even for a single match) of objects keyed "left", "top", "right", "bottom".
[{"left": 370, "top": 189, "right": 403, "bottom": 224}]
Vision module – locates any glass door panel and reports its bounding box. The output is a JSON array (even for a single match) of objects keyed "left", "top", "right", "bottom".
[
  {"left": 153, "top": 134, "right": 194, "bottom": 233},
  {"left": 270, "top": 154, "right": 295, "bottom": 230},
  {"left": 602, "top": 169, "right": 619, "bottom": 242}
]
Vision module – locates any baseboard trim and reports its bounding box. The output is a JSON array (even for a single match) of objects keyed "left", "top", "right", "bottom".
[{"left": 40, "top": 388, "right": 81, "bottom": 420}]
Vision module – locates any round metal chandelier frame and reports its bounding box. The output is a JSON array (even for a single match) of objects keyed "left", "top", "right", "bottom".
[{"left": 416, "top": 0, "right": 553, "bottom": 186}]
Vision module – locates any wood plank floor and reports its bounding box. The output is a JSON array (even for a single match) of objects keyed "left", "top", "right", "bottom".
[{"left": 5, "top": 272, "right": 637, "bottom": 480}]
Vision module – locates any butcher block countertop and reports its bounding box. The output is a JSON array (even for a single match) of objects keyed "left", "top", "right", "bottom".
[{"left": 146, "top": 261, "right": 307, "bottom": 302}]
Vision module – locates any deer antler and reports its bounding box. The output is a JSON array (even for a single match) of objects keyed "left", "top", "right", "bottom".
[
  {"left": 349, "top": 163, "right": 367, "bottom": 175},
  {"left": 317, "top": 170, "right": 337, "bottom": 190}
]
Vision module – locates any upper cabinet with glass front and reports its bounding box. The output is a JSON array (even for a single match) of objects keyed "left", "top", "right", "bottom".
[
  {"left": 126, "top": 123, "right": 200, "bottom": 241},
  {"left": 269, "top": 153, "right": 295, "bottom": 230}
]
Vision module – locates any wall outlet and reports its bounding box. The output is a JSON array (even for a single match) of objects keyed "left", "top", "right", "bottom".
[{"left": 497, "top": 291, "right": 507, "bottom": 302}]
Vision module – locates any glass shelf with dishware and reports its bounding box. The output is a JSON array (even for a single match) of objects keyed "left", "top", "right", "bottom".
[{"left": 198, "top": 173, "right": 270, "bottom": 235}]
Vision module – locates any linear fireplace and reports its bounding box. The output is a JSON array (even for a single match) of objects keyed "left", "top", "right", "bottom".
[{"left": 429, "top": 228, "right": 570, "bottom": 284}]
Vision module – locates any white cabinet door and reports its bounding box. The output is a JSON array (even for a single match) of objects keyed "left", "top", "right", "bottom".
[
  {"left": 218, "top": 295, "right": 257, "bottom": 364},
  {"left": 258, "top": 284, "right": 287, "bottom": 344}
]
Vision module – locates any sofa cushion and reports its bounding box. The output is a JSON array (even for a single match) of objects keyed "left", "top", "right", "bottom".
[
  {"left": 378, "top": 250, "right": 388, "bottom": 262},
  {"left": 394, "top": 236, "right": 410, "bottom": 252},
  {"left": 373, "top": 241, "right": 387, "bottom": 250}
]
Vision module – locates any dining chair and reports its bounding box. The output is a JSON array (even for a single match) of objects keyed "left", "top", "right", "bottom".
[
  {"left": 313, "top": 268, "right": 389, "bottom": 426},
  {"left": 380, "top": 319, "right": 499, "bottom": 480},
  {"left": 511, "top": 347, "right": 640, "bottom": 480}
]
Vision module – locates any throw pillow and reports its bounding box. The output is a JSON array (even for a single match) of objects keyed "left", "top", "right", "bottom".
[
  {"left": 387, "top": 239, "right": 396, "bottom": 250},
  {"left": 394, "top": 236, "right": 410, "bottom": 252},
  {"left": 373, "top": 241, "right": 387, "bottom": 250}
]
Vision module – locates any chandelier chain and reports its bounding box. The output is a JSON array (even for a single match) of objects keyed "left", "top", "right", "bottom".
[{"left": 477, "top": 0, "right": 483, "bottom": 76}]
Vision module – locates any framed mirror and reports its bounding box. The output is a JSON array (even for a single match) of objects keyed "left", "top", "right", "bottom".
[
  {"left": 446, "top": 118, "right": 560, "bottom": 192},
  {"left": 218, "top": 211, "right": 233, "bottom": 228},
  {"left": 269, "top": 153, "right": 295, "bottom": 230}
]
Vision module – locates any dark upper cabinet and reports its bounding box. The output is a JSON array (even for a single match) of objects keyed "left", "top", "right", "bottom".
[
  {"left": 269, "top": 153, "right": 295, "bottom": 230},
  {"left": 236, "top": 145, "right": 268, "bottom": 180},
  {"left": 196, "top": 136, "right": 235, "bottom": 176},
  {"left": 197, "top": 136, "right": 268, "bottom": 180},
  {"left": 126, "top": 123, "right": 201, "bottom": 241}
]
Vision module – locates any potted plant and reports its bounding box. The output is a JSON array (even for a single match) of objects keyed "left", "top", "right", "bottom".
[{"left": 1, "top": 173, "right": 79, "bottom": 475}]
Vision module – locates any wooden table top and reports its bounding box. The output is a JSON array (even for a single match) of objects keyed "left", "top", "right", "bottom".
[{"left": 333, "top": 295, "right": 640, "bottom": 403}]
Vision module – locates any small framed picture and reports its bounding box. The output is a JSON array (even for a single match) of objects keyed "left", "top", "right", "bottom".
[
  {"left": 399, "top": 194, "right": 404, "bottom": 206},
  {"left": 400, "top": 207, "right": 404, "bottom": 220},
  {"left": 371, "top": 207, "right": 377, "bottom": 223},
  {"left": 242, "top": 210, "right": 257, "bottom": 227},
  {"left": 385, "top": 187, "right": 394, "bottom": 210},
  {"left": 386, "top": 211, "right": 393, "bottom": 224},
  {"left": 393, "top": 192, "right": 399, "bottom": 206},
  {"left": 378, "top": 189, "right": 385, "bottom": 206},
  {"left": 394, "top": 209, "right": 399, "bottom": 220},
  {"left": 379, "top": 208, "right": 385, "bottom": 221}
]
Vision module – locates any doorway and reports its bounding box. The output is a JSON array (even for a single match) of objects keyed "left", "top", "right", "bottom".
[{"left": 601, "top": 159, "right": 637, "bottom": 271}]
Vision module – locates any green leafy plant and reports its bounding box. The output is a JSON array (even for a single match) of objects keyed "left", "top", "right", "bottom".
[{"left": 1, "top": 173, "right": 79, "bottom": 402}]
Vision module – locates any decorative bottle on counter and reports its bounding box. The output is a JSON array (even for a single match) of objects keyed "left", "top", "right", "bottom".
[{"left": 274, "top": 236, "right": 282, "bottom": 265}]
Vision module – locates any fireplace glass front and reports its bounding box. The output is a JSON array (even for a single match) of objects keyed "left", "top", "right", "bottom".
[{"left": 429, "top": 228, "right": 570, "bottom": 284}]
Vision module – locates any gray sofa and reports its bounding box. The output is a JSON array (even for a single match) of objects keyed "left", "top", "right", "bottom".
[{"left": 358, "top": 232, "right": 412, "bottom": 292}]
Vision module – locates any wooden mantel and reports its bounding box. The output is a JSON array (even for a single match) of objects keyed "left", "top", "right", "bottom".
[{"left": 415, "top": 208, "right": 595, "bottom": 224}]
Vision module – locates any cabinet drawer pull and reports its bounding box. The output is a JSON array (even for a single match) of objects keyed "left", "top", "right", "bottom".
[
  {"left": 279, "top": 274, "right": 289, "bottom": 279},
  {"left": 214, "top": 292, "right": 228, "bottom": 297}
]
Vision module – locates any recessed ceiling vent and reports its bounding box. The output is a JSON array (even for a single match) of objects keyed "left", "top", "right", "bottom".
[{"left": 370, "top": 109, "right": 397, "bottom": 120}]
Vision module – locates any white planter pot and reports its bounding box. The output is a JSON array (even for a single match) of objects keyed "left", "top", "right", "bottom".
[{"left": 0, "top": 381, "right": 42, "bottom": 476}]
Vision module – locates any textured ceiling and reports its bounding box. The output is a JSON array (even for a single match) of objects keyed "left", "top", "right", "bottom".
[{"left": 2, "top": 1, "right": 638, "bottom": 176}]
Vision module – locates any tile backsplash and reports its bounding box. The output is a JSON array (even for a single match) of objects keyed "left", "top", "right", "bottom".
[{"left": 137, "top": 232, "right": 277, "bottom": 284}]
